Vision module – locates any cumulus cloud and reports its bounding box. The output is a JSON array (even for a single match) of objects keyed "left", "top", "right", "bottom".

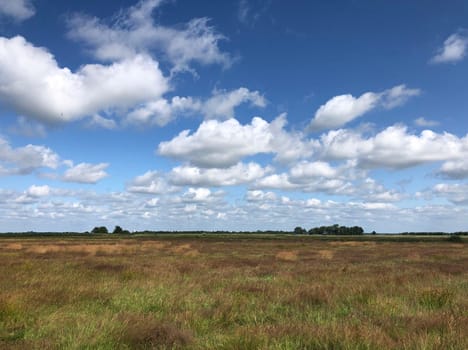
[
  {"left": 62, "top": 163, "right": 109, "bottom": 184},
  {"left": 125, "top": 88, "right": 265, "bottom": 126},
  {"left": 245, "top": 190, "right": 277, "bottom": 202},
  {"left": 0, "top": 0, "right": 35, "bottom": 21},
  {"left": 2, "top": 182, "right": 467, "bottom": 232},
  {"left": 310, "top": 85, "right": 420, "bottom": 130},
  {"left": 0, "top": 36, "right": 169, "bottom": 123},
  {"left": 431, "top": 31, "right": 468, "bottom": 64},
  {"left": 438, "top": 159, "right": 468, "bottom": 179},
  {"left": 433, "top": 183, "right": 468, "bottom": 205},
  {"left": 311, "top": 92, "right": 379, "bottom": 131},
  {"left": 67, "top": 0, "right": 231, "bottom": 73},
  {"left": 201, "top": 88, "right": 266, "bottom": 120},
  {"left": 0, "top": 36, "right": 169, "bottom": 124},
  {"left": 181, "top": 188, "right": 217, "bottom": 203},
  {"left": 289, "top": 161, "right": 338, "bottom": 181},
  {"left": 170, "top": 162, "right": 271, "bottom": 187},
  {"left": 158, "top": 114, "right": 313, "bottom": 168},
  {"left": 379, "top": 85, "right": 421, "bottom": 109},
  {"left": 253, "top": 160, "right": 404, "bottom": 202},
  {"left": 88, "top": 115, "right": 117, "bottom": 130},
  {"left": 255, "top": 168, "right": 354, "bottom": 195},
  {"left": 126, "top": 97, "right": 199, "bottom": 127},
  {"left": 127, "top": 170, "right": 176, "bottom": 194},
  {"left": 26, "top": 185, "right": 50, "bottom": 197},
  {"left": 414, "top": 117, "right": 439, "bottom": 127},
  {"left": 0, "top": 136, "right": 59, "bottom": 176},
  {"left": 319, "top": 125, "right": 467, "bottom": 169}
]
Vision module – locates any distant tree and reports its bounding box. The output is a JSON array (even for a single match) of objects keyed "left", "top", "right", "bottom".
[
  {"left": 294, "top": 226, "right": 307, "bottom": 235},
  {"left": 308, "top": 227, "right": 321, "bottom": 235},
  {"left": 112, "top": 225, "right": 123, "bottom": 234},
  {"left": 307, "top": 224, "right": 364, "bottom": 235},
  {"left": 372, "top": 230, "right": 376, "bottom": 235},
  {"left": 91, "top": 226, "right": 108, "bottom": 234}
]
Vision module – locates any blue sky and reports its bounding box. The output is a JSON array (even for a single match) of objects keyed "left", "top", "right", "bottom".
[{"left": 0, "top": 0, "right": 468, "bottom": 232}]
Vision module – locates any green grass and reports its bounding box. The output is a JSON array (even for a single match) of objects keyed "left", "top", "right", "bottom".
[{"left": 0, "top": 236, "right": 466, "bottom": 349}]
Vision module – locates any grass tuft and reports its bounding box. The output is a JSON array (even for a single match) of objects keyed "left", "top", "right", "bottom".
[{"left": 118, "top": 313, "right": 193, "bottom": 349}]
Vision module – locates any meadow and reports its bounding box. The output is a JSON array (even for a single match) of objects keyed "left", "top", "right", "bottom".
[{"left": 0, "top": 234, "right": 466, "bottom": 349}]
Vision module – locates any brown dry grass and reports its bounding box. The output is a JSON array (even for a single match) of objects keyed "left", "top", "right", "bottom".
[
  {"left": 317, "top": 249, "right": 334, "bottom": 260},
  {"left": 0, "top": 235, "right": 466, "bottom": 349},
  {"left": 275, "top": 250, "right": 298, "bottom": 261}
]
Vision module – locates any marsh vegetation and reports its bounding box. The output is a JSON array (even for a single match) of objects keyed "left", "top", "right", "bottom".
[{"left": 0, "top": 235, "right": 466, "bottom": 349}]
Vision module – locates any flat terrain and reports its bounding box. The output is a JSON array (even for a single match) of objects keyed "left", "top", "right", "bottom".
[{"left": 0, "top": 235, "right": 467, "bottom": 349}]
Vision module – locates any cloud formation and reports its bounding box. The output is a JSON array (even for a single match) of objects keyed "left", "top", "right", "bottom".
[
  {"left": 170, "top": 162, "right": 271, "bottom": 187},
  {"left": 414, "top": 117, "right": 439, "bottom": 127},
  {"left": 125, "top": 88, "right": 265, "bottom": 126},
  {"left": 438, "top": 159, "right": 468, "bottom": 179},
  {"left": 0, "top": 136, "right": 59, "bottom": 176},
  {"left": 431, "top": 31, "right": 468, "bottom": 64},
  {"left": 319, "top": 125, "right": 467, "bottom": 169},
  {"left": 63, "top": 163, "right": 109, "bottom": 184},
  {"left": 67, "top": 0, "right": 231, "bottom": 74},
  {"left": 127, "top": 171, "right": 176, "bottom": 194},
  {"left": 433, "top": 183, "right": 468, "bottom": 204},
  {"left": 310, "top": 85, "right": 420, "bottom": 130},
  {"left": 0, "top": 36, "right": 169, "bottom": 124},
  {"left": 158, "top": 115, "right": 313, "bottom": 168},
  {"left": 0, "top": 0, "right": 35, "bottom": 21}
]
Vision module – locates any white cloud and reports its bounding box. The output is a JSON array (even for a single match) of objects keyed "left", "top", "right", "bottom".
[
  {"left": 63, "top": 163, "right": 109, "bottom": 184},
  {"left": 27, "top": 185, "right": 50, "bottom": 197},
  {"left": 255, "top": 172, "right": 353, "bottom": 195},
  {"left": 125, "top": 87, "right": 265, "bottom": 126},
  {"left": 254, "top": 173, "right": 298, "bottom": 190},
  {"left": 254, "top": 160, "right": 403, "bottom": 201},
  {"left": 379, "top": 85, "right": 421, "bottom": 109},
  {"left": 311, "top": 92, "right": 379, "bottom": 131},
  {"left": 349, "top": 201, "right": 397, "bottom": 210},
  {"left": 88, "top": 114, "right": 117, "bottom": 130},
  {"left": 414, "top": 117, "right": 439, "bottom": 127},
  {"left": 183, "top": 188, "right": 213, "bottom": 202},
  {"left": 431, "top": 32, "right": 468, "bottom": 64},
  {"left": 126, "top": 96, "right": 199, "bottom": 127},
  {"left": 319, "top": 125, "right": 467, "bottom": 169},
  {"left": 289, "top": 161, "right": 338, "bottom": 181},
  {"left": 158, "top": 115, "right": 313, "bottom": 168},
  {"left": 127, "top": 170, "right": 176, "bottom": 194},
  {"left": 433, "top": 183, "right": 468, "bottom": 204},
  {"left": 201, "top": 88, "right": 266, "bottom": 120},
  {"left": 0, "top": 36, "right": 169, "bottom": 124},
  {"left": 438, "top": 159, "right": 468, "bottom": 179},
  {"left": 310, "top": 85, "right": 420, "bottom": 130},
  {"left": 0, "top": 0, "right": 35, "bottom": 21},
  {"left": 1, "top": 183, "right": 467, "bottom": 233},
  {"left": 123, "top": 87, "right": 265, "bottom": 128},
  {"left": 170, "top": 162, "right": 270, "bottom": 187},
  {"left": 0, "top": 136, "right": 59, "bottom": 175},
  {"left": 245, "top": 190, "right": 277, "bottom": 202},
  {"left": 67, "top": 0, "right": 231, "bottom": 74}
]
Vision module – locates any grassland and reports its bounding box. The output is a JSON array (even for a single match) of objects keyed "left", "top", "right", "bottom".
[{"left": 0, "top": 235, "right": 466, "bottom": 349}]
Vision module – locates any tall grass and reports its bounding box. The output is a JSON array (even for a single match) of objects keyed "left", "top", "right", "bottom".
[{"left": 0, "top": 236, "right": 466, "bottom": 349}]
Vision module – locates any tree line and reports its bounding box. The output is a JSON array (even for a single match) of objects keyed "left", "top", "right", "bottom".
[
  {"left": 294, "top": 224, "right": 364, "bottom": 235},
  {"left": 91, "top": 226, "right": 130, "bottom": 234}
]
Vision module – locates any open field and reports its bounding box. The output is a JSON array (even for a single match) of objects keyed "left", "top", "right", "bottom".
[{"left": 0, "top": 235, "right": 467, "bottom": 349}]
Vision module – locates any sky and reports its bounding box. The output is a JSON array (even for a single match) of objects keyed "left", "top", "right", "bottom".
[{"left": 0, "top": 0, "right": 468, "bottom": 233}]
